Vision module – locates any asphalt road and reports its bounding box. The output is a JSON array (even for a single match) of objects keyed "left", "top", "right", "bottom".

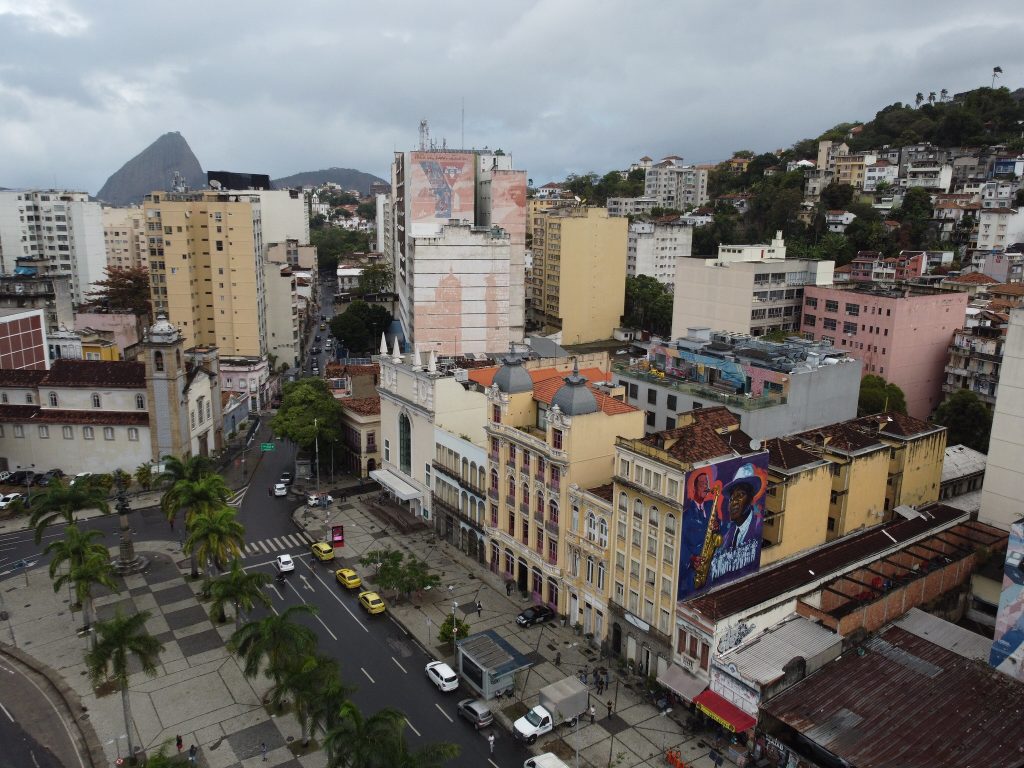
[{"left": 0, "top": 655, "right": 82, "bottom": 768}]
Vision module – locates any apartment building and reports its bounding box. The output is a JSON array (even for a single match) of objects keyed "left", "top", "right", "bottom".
[
  {"left": 263, "top": 262, "right": 300, "bottom": 370},
  {"left": 862, "top": 160, "right": 899, "bottom": 192},
  {"left": 338, "top": 396, "right": 381, "bottom": 479},
  {"left": 102, "top": 207, "right": 148, "bottom": 270},
  {"left": 902, "top": 162, "right": 953, "bottom": 192},
  {"left": 672, "top": 232, "right": 834, "bottom": 338},
  {"left": 607, "top": 197, "right": 657, "bottom": 217},
  {"left": 385, "top": 148, "right": 526, "bottom": 354},
  {"left": 0, "top": 273, "right": 73, "bottom": 333},
  {"left": 848, "top": 250, "right": 926, "bottom": 283},
  {"left": 815, "top": 140, "right": 849, "bottom": 172},
  {"left": 431, "top": 427, "right": 488, "bottom": 564},
  {"left": 626, "top": 219, "right": 692, "bottom": 289},
  {"left": 643, "top": 158, "right": 710, "bottom": 209},
  {"left": 944, "top": 310, "right": 1008, "bottom": 405},
  {"left": 0, "top": 190, "right": 107, "bottom": 304},
  {"left": 482, "top": 356, "right": 644, "bottom": 613},
  {"left": 977, "top": 207, "right": 1024, "bottom": 253},
  {"left": 833, "top": 152, "right": 877, "bottom": 189},
  {"left": 529, "top": 207, "right": 628, "bottom": 343},
  {"left": 762, "top": 437, "right": 832, "bottom": 564},
  {"left": 801, "top": 284, "right": 968, "bottom": 419}
]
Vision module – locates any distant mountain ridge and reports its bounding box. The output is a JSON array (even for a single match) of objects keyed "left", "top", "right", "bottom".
[
  {"left": 271, "top": 167, "right": 386, "bottom": 195},
  {"left": 96, "top": 131, "right": 205, "bottom": 206}
]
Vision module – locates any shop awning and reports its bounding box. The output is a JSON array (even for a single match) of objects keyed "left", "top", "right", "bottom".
[
  {"left": 370, "top": 469, "right": 422, "bottom": 501},
  {"left": 656, "top": 664, "right": 707, "bottom": 703},
  {"left": 693, "top": 690, "right": 757, "bottom": 733}
]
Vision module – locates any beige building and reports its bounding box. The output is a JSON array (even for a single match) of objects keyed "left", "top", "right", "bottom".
[
  {"left": 833, "top": 152, "right": 877, "bottom": 189},
  {"left": 263, "top": 262, "right": 300, "bottom": 370},
  {"left": 339, "top": 396, "right": 381, "bottom": 478},
  {"left": 102, "top": 206, "right": 148, "bottom": 270},
  {"left": 529, "top": 207, "right": 628, "bottom": 343},
  {"left": 143, "top": 191, "right": 267, "bottom": 357}
]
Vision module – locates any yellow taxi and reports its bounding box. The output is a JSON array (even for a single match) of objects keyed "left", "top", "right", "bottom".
[
  {"left": 310, "top": 542, "right": 335, "bottom": 561},
  {"left": 335, "top": 568, "right": 362, "bottom": 589},
  {"left": 358, "top": 591, "right": 386, "bottom": 615}
]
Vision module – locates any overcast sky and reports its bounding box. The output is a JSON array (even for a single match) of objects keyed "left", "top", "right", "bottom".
[{"left": 2, "top": 0, "right": 1021, "bottom": 194}]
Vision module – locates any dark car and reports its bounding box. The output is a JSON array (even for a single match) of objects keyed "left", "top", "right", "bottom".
[
  {"left": 7, "top": 470, "right": 36, "bottom": 486},
  {"left": 314, "top": 334, "right": 321, "bottom": 342},
  {"left": 280, "top": 471, "right": 293, "bottom": 486},
  {"left": 516, "top": 605, "right": 556, "bottom": 627},
  {"left": 311, "top": 346, "right": 321, "bottom": 354},
  {"left": 36, "top": 469, "right": 65, "bottom": 487},
  {"left": 456, "top": 698, "right": 494, "bottom": 729}
]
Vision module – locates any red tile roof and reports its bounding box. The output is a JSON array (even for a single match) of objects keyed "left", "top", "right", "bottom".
[
  {"left": 33, "top": 409, "right": 148, "bottom": 426},
  {"left": 0, "top": 369, "right": 47, "bottom": 387},
  {"left": 989, "top": 283, "right": 1024, "bottom": 297},
  {"left": 765, "top": 437, "right": 822, "bottom": 471},
  {"left": 796, "top": 422, "right": 884, "bottom": 453},
  {"left": 531, "top": 376, "right": 636, "bottom": 416},
  {"left": 637, "top": 422, "right": 756, "bottom": 465},
  {"left": 468, "top": 366, "right": 610, "bottom": 388},
  {"left": 342, "top": 396, "right": 381, "bottom": 416},
  {"left": 851, "top": 411, "right": 942, "bottom": 439},
  {"left": 40, "top": 360, "right": 145, "bottom": 388},
  {"left": 324, "top": 362, "right": 379, "bottom": 377},
  {"left": 763, "top": 624, "right": 1024, "bottom": 768},
  {"left": 944, "top": 272, "right": 1000, "bottom": 285},
  {"left": 587, "top": 483, "right": 614, "bottom": 502}
]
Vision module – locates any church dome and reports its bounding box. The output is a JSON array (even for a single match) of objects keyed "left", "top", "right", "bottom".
[
  {"left": 493, "top": 356, "right": 533, "bottom": 394},
  {"left": 551, "top": 363, "right": 598, "bottom": 416},
  {"left": 149, "top": 314, "right": 178, "bottom": 342}
]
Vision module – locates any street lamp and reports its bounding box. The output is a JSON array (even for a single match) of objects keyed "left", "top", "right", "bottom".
[
  {"left": 451, "top": 600, "right": 458, "bottom": 650},
  {"left": 112, "top": 474, "right": 147, "bottom": 574}
]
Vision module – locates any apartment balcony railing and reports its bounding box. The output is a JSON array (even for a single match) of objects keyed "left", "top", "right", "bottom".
[
  {"left": 613, "top": 362, "right": 785, "bottom": 411},
  {"left": 545, "top": 519, "right": 560, "bottom": 536}
]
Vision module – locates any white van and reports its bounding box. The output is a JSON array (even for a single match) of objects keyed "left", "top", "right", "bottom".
[{"left": 524, "top": 754, "right": 571, "bottom": 768}]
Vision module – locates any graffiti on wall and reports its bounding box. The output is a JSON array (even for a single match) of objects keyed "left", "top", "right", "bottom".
[
  {"left": 679, "top": 454, "right": 769, "bottom": 600},
  {"left": 489, "top": 170, "right": 527, "bottom": 245},
  {"left": 990, "top": 520, "right": 1024, "bottom": 681}
]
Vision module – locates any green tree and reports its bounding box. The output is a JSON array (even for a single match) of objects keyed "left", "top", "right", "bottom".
[
  {"left": 820, "top": 183, "right": 855, "bottom": 210},
  {"left": 54, "top": 550, "right": 119, "bottom": 647},
  {"left": 311, "top": 227, "right": 370, "bottom": 271},
  {"left": 159, "top": 454, "right": 215, "bottom": 486},
  {"left": 329, "top": 300, "right": 393, "bottom": 354},
  {"left": 85, "top": 609, "right": 164, "bottom": 762},
  {"left": 933, "top": 389, "right": 993, "bottom": 452},
  {"left": 45, "top": 524, "right": 108, "bottom": 584},
  {"left": 160, "top": 473, "right": 232, "bottom": 577},
  {"left": 394, "top": 556, "right": 440, "bottom": 601},
  {"left": 858, "top": 375, "right": 908, "bottom": 417},
  {"left": 624, "top": 275, "right": 671, "bottom": 334},
  {"left": 268, "top": 653, "right": 348, "bottom": 746},
  {"left": 184, "top": 506, "right": 244, "bottom": 581},
  {"left": 85, "top": 265, "right": 152, "bottom": 323},
  {"left": 358, "top": 548, "right": 404, "bottom": 589},
  {"left": 324, "top": 701, "right": 406, "bottom": 768},
  {"left": 437, "top": 613, "right": 471, "bottom": 646},
  {"left": 28, "top": 479, "right": 110, "bottom": 544},
  {"left": 133, "top": 463, "right": 154, "bottom": 492},
  {"left": 356, "top": 201, "right": 377, "bottom": 220},
  {"left": 356, "top": 263, "right": 394, "bottom": 296},
  {"left": 230, "top": 604, "right": 319, "bottom": 683},
  {"left": 209, "top": 559, "right": 272, "bottom": 630},
  {"left": 272, "top": 378, "right": 343, "bottom": 452}
]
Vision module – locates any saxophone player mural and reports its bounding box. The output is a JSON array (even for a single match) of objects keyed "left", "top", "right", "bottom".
[{"left": 679, "top": 456, "right": 769, "bottom": 599}]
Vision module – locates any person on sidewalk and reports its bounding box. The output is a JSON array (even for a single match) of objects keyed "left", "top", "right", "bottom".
[
  {"left": 488, "top": 733, "right": 495, "bottom": 755},
  {"left": 189, "top": 744, "right": 198, "bottom": 764},
  {"left": 261, "top": 742, "right": 267, "bottom": 761},
  {"left": 476, "top": 600, "right": 482, "bottom": 617},
  {"left": 176, "top": 735, "right": 183, "bottom": 754},
  {"left": 590, "top": 704, "right": 596, "bottom": 724},
  {"left": 606, "top": 700, "right": 613, "bottom": 720},
  {"left": 506, "top": 582, "right": 513, "bottom": 597}
]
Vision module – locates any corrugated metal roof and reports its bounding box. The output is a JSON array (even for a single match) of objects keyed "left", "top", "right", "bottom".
[
  {"left": 942, "top": 444, "right": 988, "bottom": 483},
  {"left": 716, "top": 617, "right": 841, "bottom": 686},
  {"left": 762, "top": 625, "right": 1024, "bottom": 768},
  {"left": 893, "top": 608, "right": 991, "bottom": 661}
]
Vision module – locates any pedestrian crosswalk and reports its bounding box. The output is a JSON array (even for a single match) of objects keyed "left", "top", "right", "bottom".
[{"left": 242, "top": 531, "right": 314, "bottom": 557}]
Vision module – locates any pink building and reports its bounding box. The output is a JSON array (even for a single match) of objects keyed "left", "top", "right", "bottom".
[
  {"left": 801, "top": 285, "right": 968, "bottom": 419},
  {"left": 74, "top": 310, "right": 140, "bottom": 357}
]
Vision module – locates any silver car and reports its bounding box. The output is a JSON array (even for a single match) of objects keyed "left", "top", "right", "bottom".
[{"left": 456, "top": 698, "right": 493, "bottom": 729}]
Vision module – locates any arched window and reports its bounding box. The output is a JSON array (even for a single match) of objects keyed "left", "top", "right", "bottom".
[
  {"left": 618, "top": 492, "right": 628, "bottom": 514},
  {"left": 571, "top": 548, "right": 580, "bottom": 577},
  {"left": 398, "top": 413, "right": 412, "bottom": 475},
  {"left": 536, "top": 490, "right": 544, "bottom": 513},
  {"left": 154, "top": 351, "right": 164, "bottom": 372},
  {"left": 548, "top": 499, "right": 559, "bottom": 525},
  {"left": 633, "top": 498, "right": 644, "bottom": 520},
  {"left": 586, "top": 511, "right": 597, "bottom": 541},
  {"left": 597, "top": 561, "right": 606, "bottom": 590},
  {"left": 490, "top": 469, "right": 499, "bottom": 492},
  {"left": 665, "top": 514, "right": 677, "bottom": 537},
  {"left": 135, "top": 394, "right": 145, "bottom": 409},
  {"left": 508, "top": 474, "right": 516, "bottom": 500},
  {"left": 598, "top": 517, "right": 609, "bottom": 547},
  {"left": 462, "top": 457, "right": 469, "bottom": 478},
  {"left": 91, "top": 393, "right": 101, "bottom": 408},
  {"left": 586, "top": 556, "right": 595, "bottom": 584},
  {"left": 649, "top": 506, "right": 660, "bottom": 529},
  {"left": 522, "top": 483, "right": 529, "bottom": 506},
  {"left": 48, "top": 392, "right": 58, "bottom": 407},
  {"left": 571, "top": 503, "right": 580, "bottom": 532}
]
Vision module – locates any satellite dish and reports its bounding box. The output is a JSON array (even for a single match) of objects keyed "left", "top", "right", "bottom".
[
  {"left": 210, "top": 179, "right": 222, "bottom": 190},
  {"left": 750, "top": 439, "right": 762, "bottom": 450},
  {"left": 574, "top": 196, "right": 581, "bottom": 203}
]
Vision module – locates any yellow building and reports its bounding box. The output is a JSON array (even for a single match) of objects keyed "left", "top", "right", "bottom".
[
  {"left": 483, "top": 357, "right": 643, "bottom": 614},
  {"left": 143, "top": 191, "right": 266, "bottom": 357},
  {"left": 528, "top": 207, "right": 627, "bottom": 344},
  {"left": 762, "top": 437, "right": 832, "bottom": 565},
  {"left": 79, "top": 329, "right": 121, "bottom": 361},
  {"left": 833, "top": 152, "right": 876, "bottom": 190},
  {"left": 852, "top": 413, "right": 946, "bottom": 511}
]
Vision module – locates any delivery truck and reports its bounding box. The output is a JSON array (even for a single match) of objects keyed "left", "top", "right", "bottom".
[{"left": 513, "top": 677, "right": 589, "bottom": 744}]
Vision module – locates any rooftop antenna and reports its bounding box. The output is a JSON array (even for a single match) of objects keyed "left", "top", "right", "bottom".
[{"left": 419, "top": 119, "right": 430, "bottom": 151}]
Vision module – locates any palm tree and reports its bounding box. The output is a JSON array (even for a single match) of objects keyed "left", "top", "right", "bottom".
[
  {"left": 267, "top": 654, "right": 348, "bottom": 747},
  {"left": 28, "top": 480, "right": 109, "bottom": 544},
  {"left": 940, "top": 88, "right": 949, "bottom": 102},
  {"left": 992, "top": 65, "right": 1003, "bottom": 88},
  {"left": 229, "top": 604, "right": 318, "bottom": 683},
  {"left": 915, "top": 92, "right": 924, "bottom": 107},
  {"left": 161, "top": 474, "right": 231, "bottom": 576},
  {"left": 184, "top": 505, "right": 244, "bottom": 580},
  {"left": 133, "top": 463, "right": 154, "bottom": 492},
  {"left": 159, "top": 453, "right": 214, "bottom": 487},
  {"left": 928, "top": 91, "right": 936, "bottom": 105},
  {"left": 53, "top": 550, "right": 119, "bottom": 647},
  {"left": 324, "top": 701, "right": 406, "bottom": 768},
  {"left": 85, "top": 608, "right": 164, "bottom": 763},
  {"left": 208, "top": 559, "right": 271, "bottom": 630},
  {"left": 45, "top": 524, "right": 108, "bottom": 582}
]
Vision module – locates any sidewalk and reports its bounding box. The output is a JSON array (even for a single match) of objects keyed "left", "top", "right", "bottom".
[{"left": 291, "top": 489, "right": 728, "bottom": 768}]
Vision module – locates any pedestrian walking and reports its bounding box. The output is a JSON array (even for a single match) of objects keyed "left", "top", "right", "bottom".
[
  {"left": 590, "top": 704, "right": 596, "bottom": 724},
  {"left": 267, "top": 485, "right": 273, "bottom": 497},
  {"left": 593, "top": 668, "right": 601, "bottom": 687},
  {"left": 189, "top": 744, "right": 198, "bottom": 764},
  {"left": 175, "top": 735, "right": 183, "bottom": 754},
  {"left": 476, "top": 600, "right": 482, "bottom": 617},
  {"left": 261, "top": 741, "right": 267, "bottom": 761},
  {"left": 506, "top": 581, "right": 513, "bottom": 597},
  {"left": 555, "top": 651, "right": 561, "bottom": 667},
  {"left": 606, "top": 700, "right": 613, "bottom": 720},
  {"left": 603, "top": 668, "right": 610, "bottom": 690},
  {"left": 596, "top": 677, "right": 604, "bottom": 695},
  {"left": 488, "top": 733, "right": 495, "bottom": 755}
]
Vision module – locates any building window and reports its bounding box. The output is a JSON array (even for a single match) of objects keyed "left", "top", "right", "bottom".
[
  {"left": 666, "top": 394, "right": 677, "bottom": 411},
  {"left": 598, "top": 517, "right": 608, "bottom": 547},
  {"left": 136, "top": 394, "right": 145, "bottom": 409},
  {"left": 825, "top": 299, "right": 839, "bottom": 312},
  {"left": 845, "top": 302, "right": 860, "bottom": 315},
  {"left": 128, "top": 427, "right": 139, "bottom": 441},
  {"left": 552, "top": 429, "right": 563, "bottom": 450},
  {"left": 647, "top": 388, "right": 657, "bottom": 405},
  {"left": 25, "top": 393, "right": 33, "bottom": 404},
  {"left": 492, "top": 404, "right": 501, "bottom": 424},
  {"left": 154, "top": 351, "right": 164, "bottom": 372},
  {"left": 83, "top": 426, "right": 94, "bottom": 440},
  {"left": 38, "top": 426, "right": 49, "bottom": 439},
  {"left": 384, "top": 438, "right": 390, "bottom": 462},
  {"left": 1, "top": 394, "right": 6, "bottom": 404},
  {"left": 843, "top": 321, "right": 858, "bottom": 335},
  {"left": 104, "top": 427, "right": 115, "bottom": 440},
  {"left": 62, "top": 426, "right": 73, "bottom": 439},
  {"left": 398, "top": 413, "right": 412, "bottom": 475},
  {"left": 48, "top": 392, "right": 58, "bottom": 407},
  {"left": 823, "top": 317, "right": 837, "bottom": 331},
  {"left": 597, "top": 562, "right": 606, "bottom": 590},
  {"left": 803, "top": 314, "right": 816, "bottom": 327},
  {"left": 12, "top": 425, "right": 23, "bottom": 438}
]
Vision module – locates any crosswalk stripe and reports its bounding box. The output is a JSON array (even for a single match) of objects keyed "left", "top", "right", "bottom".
[
  {"left": 270, "top": 537, "right": 285, "bottom": 549},
  {"left": 245, "top": 543, "right": 258, "bottom": 555},
  {"left": 257, "top": 541, "right": 270, "bottom": 554},
  {"left": 287, "top": 534, "right": 305, "bottom": 547}
]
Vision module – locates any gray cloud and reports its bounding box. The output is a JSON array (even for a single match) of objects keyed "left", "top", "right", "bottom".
[{"left": 0, "top": 0, "right": 1021, "bottom": 193}]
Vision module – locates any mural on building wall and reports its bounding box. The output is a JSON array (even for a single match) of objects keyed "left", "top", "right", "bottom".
[
  {"left": 679, "top": 454, "right": 769, "bottom": 600},
  {"left": 409, "top": 152, "right": 475, "bottom": 223},
  {"left": 990, "top": 520, "right": 1024, "bottom": 681},
  {"left": 649, "top": 344, "right": 787, "bottom": 398},
  {"left": 489, "top": 171, "right": 527, "bottom": 246}
]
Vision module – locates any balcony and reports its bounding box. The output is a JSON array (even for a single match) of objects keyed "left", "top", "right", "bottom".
[
  {"left": 432, "top": 494, "right": 486, "bottom": 533},
  {"left": 488, "top": 488, "right": 499, "bottom": 501},
  {"left": 545, "top": 519, "right": 560, "bottom": 536},
  {"left": 613, "top": 363, "right": 785, "bottom": 411},
  {"left": 520, "top": 501, "right": 529, "bottom": 515}
]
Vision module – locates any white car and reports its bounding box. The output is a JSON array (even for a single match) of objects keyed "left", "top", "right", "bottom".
[
  {"left": 307, "top": 494, "right": 334, "bottom": 507},
  {"left": 276, "top": 554, "right": 295, "bottom": 573},
  {"left": 273, "top": 483, "right": 288, "bottom": 497},
  {"left": 425, "top": 661, "right": 459, "bottom": 692},
  {"left": 0, "top": 492, "right": 22, "bottom": 509}
]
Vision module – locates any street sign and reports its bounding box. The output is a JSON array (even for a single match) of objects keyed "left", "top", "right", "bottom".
[{"left": 260, "top": 443, "right": 275, "bottom": 452}]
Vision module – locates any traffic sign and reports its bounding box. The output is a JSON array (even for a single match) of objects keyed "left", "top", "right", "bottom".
[{"left": 260, "top": 443, "right": 275, "bottom": 452}]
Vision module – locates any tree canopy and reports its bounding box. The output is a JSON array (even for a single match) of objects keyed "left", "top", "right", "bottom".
[
  {"left": 85, "top": 265, "right": 152, "bottom": 321},
  {"left": 271, "top": 378, "right": 343, "bottom": 451},
  {"left": 356, "top": 263, "right": 393, "bottom": 296},
  {"left": 311, "top": 227, "right": 371, "bottom": 271},
  {"left": 857, "top": 375, "right": 908, "bottom": 417},
  {"left": 933, "top": 389, "right": 993, "bottom": 453},
  {"left": 623, "top": 275, "right": 672, "bottom": 337},
  {"left": 561, "top": 169, "right": 644, "bottom": 206},
  {"left": 330, "top": 300, "right": 392, "bottom": 355}
]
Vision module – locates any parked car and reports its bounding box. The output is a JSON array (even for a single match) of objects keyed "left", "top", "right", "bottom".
[
  {"left": 307, "top": 493, "right": 334, "bottom": 507},
  {"left": 335, "top": 568, "right": 361, "bottom": 589},
  {"left": 36, "top": 469, "right": 65, "bottom": 487},
  {"left": 0, "top": 471, "right": 10, "bottom": 483},
  {"left": 273, "top": 483, "right": 288, "bottom": 497},
  {"left": 516, "top": 605, "right": 556, "bottom": 627},
  {"left": 311, "top": 346, "right": 321, "bottom": 354},
  {"left": 7, "top": 470, "right": 35, "bottom": 486},
  {"left": 358, "top": 591, "right": 386, "bottom": 615},
  {"left": 276, "top": 554, "right": 295, "bottom": 573},
  {"left": 456, "top": 698, "right": 493, "bottom": 729},
  {"left": 425, "top": 661, "right": 459, "bottom": 692},
  {"left": 69, "top": 472, "right": 91, "bottom": 487},
  {"left": 0, "top": 493, "right": 23, "bottom": 509},
  {"left": 310, "top": 542, "right": 335, "bottom": 561}
]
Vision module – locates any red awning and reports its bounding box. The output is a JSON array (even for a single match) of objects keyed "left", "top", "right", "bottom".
[{"left": 693, "top": 690, "right": 757, "bottom": 733}]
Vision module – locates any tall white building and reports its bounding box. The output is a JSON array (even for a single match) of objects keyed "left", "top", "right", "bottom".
[
  {"left": 643, "top": 158, "right": 710, "bottom": 209},
  {"left": 102, "top": 206, "right": 148, "bottom": 270},
  {"left": 627, "top": 220, "right": 692, "bottom": 289},
  {"left": 0, "top": 190, "right": 107, "bottom": 304},
  {"left": 385, "top": 147, "right": 526, "bottom": 355}
]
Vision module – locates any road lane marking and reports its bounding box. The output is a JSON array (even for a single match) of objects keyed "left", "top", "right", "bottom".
[
  {"left": 302, "top": 564, "right": 368, "bottom": 633},
  {"left": 0, "top": 701, "right": 13, "bottom": 721},
  {"left": 391, "top": 656, "right": 407, "bottom": 674},
  {"left": 361, "top": 667, "right": 375, "bottom": 683},
  {"left": 315, "top": 615, "right": 337, "bottom": 641},
  {"left": 405, "top": 719, "right": 420, "bottom": 737},
  {"left": 488, "top": 760, "right": 500, "bottom": 768},
  {"left": 434, "top": 703, "right": 453, "bottom": 723},
  {"left": 6, "top": 661, "right": 85, "bottom": 768}
]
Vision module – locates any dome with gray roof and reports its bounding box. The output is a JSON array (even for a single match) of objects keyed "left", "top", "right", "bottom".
[
  {"left": 551, "top": 362, "right": 598, "bottom": 416},
  {"left": 493, "top": 356, "right": 533, "bottom": 394}
]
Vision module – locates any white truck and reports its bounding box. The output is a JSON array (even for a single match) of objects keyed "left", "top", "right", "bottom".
[
  {"left": 524, "top": 754, "right": 572, "bottom": 768},
  {"left": 513, "top": 677, "right": 589, "bottom": 744}
]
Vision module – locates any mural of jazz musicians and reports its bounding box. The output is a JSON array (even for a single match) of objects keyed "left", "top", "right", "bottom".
[{"left": 679, "top": 455, "right": 769, "bottom": 600}]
